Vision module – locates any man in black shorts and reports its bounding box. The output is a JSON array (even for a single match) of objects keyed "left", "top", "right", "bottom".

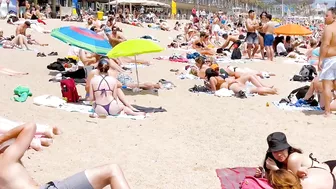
[{"left": 0, "top": 123, "right": 130, "bottom": 189}]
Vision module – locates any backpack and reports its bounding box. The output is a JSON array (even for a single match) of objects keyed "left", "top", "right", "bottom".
[
  {"left": 240, "top": 176, "right": 273, "bottom": 189},
  {"left": 60, "top": 78, "right": 79, "bottom": 103},
  {"left": 279, "top": 85, "right": 318, "bottom": 106},
  {"left": 298, "top": 65, "right": 317, "bottom": 81},
  {"left": 231, "top": 48, "right": 242, "bottom": 60}
]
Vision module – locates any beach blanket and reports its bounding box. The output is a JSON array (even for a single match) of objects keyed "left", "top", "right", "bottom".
[
  {"left": 216, "top": 57, "right": 260, "bottom": 64},
  {"left": 0, "top": 67, "right": 28, "bottom": 76},
  {"left": 272, "top": 101, "right": 322, "bottom": 111},
  {"left": 216, "top": 167, "right": 258, "bottom": 189},
  {"left": 214, "top": 88, "right": 235, "bottom": 97},
  {"left": 33, "top": 95, "right": 146, "bottom": 120}
]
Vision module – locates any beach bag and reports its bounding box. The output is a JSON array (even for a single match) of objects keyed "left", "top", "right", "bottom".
[
  {"left": 240, "top": 176, "right": 273, "bottom": 189},
  {"left": 299, "top": 65, "right": 317, "bottom": 80},
  {"left": 231, "top": 48, "right": 242, "bottom": 60},
  {"left": 60, "top": 78, "right": 79, "bottom": 103}
]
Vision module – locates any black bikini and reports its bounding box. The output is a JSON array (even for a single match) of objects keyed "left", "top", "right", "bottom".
[{"left": 309, "top": 153, "right": 336, "bottom": 189}]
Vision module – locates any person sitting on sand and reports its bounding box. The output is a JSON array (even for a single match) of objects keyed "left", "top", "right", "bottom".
[
  {"left": 205, "top": 68, "right": 277, "bottom": 96},
  {"left": 0, "top": 122, "right": 61, "bottom": 151},
  {"left": 105, "top": 26, "right": 126, "bottom": 47},
  {"left": 0, "top": 29, "right": 29, "bottom": 49},
  {"left": 295, "top": 77, "right": 336, "bottom": 111},
  {"left": 305, "top": 39, "right": 320, "bottom": 65},
  {"left": 0, "top": 122, "right": 131, "bottom": 189},
  {"left": 89, "top": 59, "right": 145, "bottom": 117},
  {"left": 255, "top": 132, "right": 336, "bottom": 181},
  {"left": 192, "top": 32, "right": 216, "bottom": 56},
  {"left": 194, "top": 56, "right": 210, "bottom": 79}
]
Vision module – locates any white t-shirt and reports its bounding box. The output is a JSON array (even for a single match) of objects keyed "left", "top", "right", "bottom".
[{"left": 276, "top": 42, "right": 287, "bottom": 53}]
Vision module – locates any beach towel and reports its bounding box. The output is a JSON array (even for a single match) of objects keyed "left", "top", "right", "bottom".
[
  {"left": 122, "top": 63, "right": 148, "bottom": 69},
  {"left": 272, "top": 101, "right": 322, "bottom": 111},
  {"left": 0, "top": 67, "right": 28, "bottom": 76},
  {"left": 33, "top": 95, "right": 146, "bottom": 120},
  {"left": 216, "top": 167, "right": 258, "bottom": 189},
  {"left": 131, "top": 105, "right": 167, "bottom": 113},
  {"left": 214, "top": 88, "right": 235, "bottom": 97}
]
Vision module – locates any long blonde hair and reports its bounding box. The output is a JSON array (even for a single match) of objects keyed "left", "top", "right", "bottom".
[{"left": 268, "top": 169, "right": 302, "bottom": 189}]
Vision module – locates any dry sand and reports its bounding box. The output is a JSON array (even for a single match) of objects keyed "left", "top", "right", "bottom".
[{"left": 0, "top": 19, "right": 335, "bottom": 189}]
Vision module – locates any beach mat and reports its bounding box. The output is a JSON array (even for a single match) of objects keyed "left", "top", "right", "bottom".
[
  {"left": 216, "top": 167, "right": 257, "bottom": 189},
  {"left": 33, "top": 95, "right": 146, "bottom": 120},
  {"left": 272, "top": 101, "right": 322, "bottom": 111}
]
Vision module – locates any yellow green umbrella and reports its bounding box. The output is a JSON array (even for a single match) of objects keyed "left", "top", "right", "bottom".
[{"left": 107, "top": 39, "right": 164, "bottom": 88}]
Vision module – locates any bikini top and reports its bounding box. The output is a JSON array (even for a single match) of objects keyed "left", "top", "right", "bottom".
[
  {"left": 93, "top": 75, "right": 113, "bottom": 97},
  {"left": 312, "top": 47, "right": 320, "bottom": 57}
]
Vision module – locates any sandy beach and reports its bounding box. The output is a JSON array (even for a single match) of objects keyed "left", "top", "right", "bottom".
[{"left": 0, "top": 19, "right": 335, "bottom": 189}]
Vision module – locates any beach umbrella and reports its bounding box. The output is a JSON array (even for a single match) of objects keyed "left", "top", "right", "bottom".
[
  {"left": 274, "top": 24, "right": 312, "bottom": 36},
  {"left": 107, "top": 39, "right": 164, "bottom": 88},
  {"left": 51, "top": 26, "right": 112, "bottom": 55}
]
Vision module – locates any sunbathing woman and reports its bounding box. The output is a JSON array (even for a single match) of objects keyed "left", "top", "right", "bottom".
[
  {"left": 225, "top": 65, "right": 276, "bottom": 79},
  {"left": 256, "top": 132, "right": 336, "bottom": 181},
  {"left": 269, "top": 164, "right": 335, "bottom": 189},
  {"left": 305, "top": 39, "right": 320, "bottom": 65},
  {"left": 205, "top": 68, "right": 277, "bottom": 96},
  {"left": 192, "top": 32, "right": 216, "bottom": 56},
  {"left": 89, "top": 59, "right": 145, "bottom": 117}
]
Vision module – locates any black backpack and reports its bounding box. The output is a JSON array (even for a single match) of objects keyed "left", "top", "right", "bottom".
[
  {"left": 231, "top": 48, "right": 242, "bottom": 60},
  {"left": 279, "top": 85, "right": 318, "bottom": 106},
  {"left": 297, "top": 65, "right": 317, "bottom": 81}
]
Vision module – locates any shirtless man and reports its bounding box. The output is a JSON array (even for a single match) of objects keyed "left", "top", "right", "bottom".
[
  {"left": 219, "top": 33, "right": 244, "bottom": 51},
  {"left": 0, "top": 122, "right": 131, "bottom": 189},
  {"left": 15, "top": 21, "right": 30, "bottom": 36},
  {"left": 245, "top": 10, "right": 260, "bottom": 59},
  {"left": 262, "top": 14, "right": 275, "bottom": 61},
  {"left": 105, "top": 26, "right": 126, "bottom": 47},
  {"left": 318, "top": 7, "right": 336, "bottom": 117}
]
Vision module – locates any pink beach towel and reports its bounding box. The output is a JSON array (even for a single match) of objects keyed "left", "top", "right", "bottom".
[{"left": 216, "top": 167, "right": 258, "bottom": 189}]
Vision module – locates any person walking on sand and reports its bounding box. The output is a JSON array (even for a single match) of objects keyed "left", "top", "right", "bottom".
[
  {"left": 263, "top": 14, "right": 275, "bottom": 61},
  {"left": 245, "top": 10, "right": 260, "bottom": 59},
  {"left": 0, "top": 122, "right": 131, "bottom": 189},
  {"left": 318, "top": 7, "right": 336, "bottom": 117}
]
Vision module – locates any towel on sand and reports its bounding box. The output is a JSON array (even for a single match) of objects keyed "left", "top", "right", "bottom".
[
  {"left": 33, "top": 95, "right": 146, "bottom": 120},
  {"left": 216, "top": 167, "right": 258, "bottom": 189},
  {"left": 272, "top": 101, "right": 322, "bottom": 111}
]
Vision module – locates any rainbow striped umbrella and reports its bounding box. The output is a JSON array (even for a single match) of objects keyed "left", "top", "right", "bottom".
[{"left": 51, "top": 26, "right": 112, "bottom": 55}]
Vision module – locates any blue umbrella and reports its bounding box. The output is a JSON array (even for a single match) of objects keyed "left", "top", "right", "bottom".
[{"left": 51, "top": 26, "right": 112, "bottom": 55}]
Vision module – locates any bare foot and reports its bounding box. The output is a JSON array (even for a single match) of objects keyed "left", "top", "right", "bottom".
[
  {"left": 30, "top": 138, "right": 42, "bottom": 151},
  {"left": 52, "top": 126, "right": 62, "bottom": 135},
  {"left": 40, "top": 138, "right": 53, "bottom": 147},
  {"left": 324, "top": 111, "right": 331, "bottom": 117}
]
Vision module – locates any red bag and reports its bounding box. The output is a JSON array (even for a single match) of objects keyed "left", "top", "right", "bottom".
[
  {"left": 60, "top": 78, "right": 79, "bottom": 103},
  {"left": 241, "top": 176, "right": 273, "bottom": 189}
]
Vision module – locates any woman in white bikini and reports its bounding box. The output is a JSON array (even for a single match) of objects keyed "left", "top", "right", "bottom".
[{"left": 89, "top": 58, "right": 145, "bottom": 117}]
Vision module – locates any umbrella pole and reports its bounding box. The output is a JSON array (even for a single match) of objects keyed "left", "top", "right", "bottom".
[{"left": 134, "top": 55, "right": 140, "bottom": 89}]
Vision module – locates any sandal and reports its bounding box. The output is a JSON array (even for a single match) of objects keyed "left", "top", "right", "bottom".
[{"left": 236, "top": 90, "right": 247, "bottom": 99}]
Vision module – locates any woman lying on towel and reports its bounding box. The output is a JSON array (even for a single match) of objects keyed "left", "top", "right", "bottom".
[
  {"left": 269, "top": 168, "right": 335, "bottom": 189},
  {"left": 89, "top": 59, "right": 145, "bottom": 117},
  {"left": 192, "top": 32, "right": 216, "bottom": 56},
  {"left": 295, "top": 77, "right": 336, "bottom": 111},
  {"left": 205, "top": 68, "right": 277, "bottom": 96},
  {"left": 0, "top": 123, "right": 61, "bottom": 152},
  {"left": 223, "top": 65, "right": 276, "bottom": 79},
  {"left": 256, "top": 132, "right": 336, "bottom": 187}
]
